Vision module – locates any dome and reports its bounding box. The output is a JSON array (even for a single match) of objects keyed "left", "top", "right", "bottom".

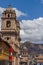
[
  {"left": 6, "top": 5, "right": 12, "bottom": 12},
  {"left": 23, "top": 46, "right": 27, "bottom": 51}
]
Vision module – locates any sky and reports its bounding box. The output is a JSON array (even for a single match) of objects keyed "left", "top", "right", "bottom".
[{"left": 0, "top": 0, "right": 43, "bottom": 43}]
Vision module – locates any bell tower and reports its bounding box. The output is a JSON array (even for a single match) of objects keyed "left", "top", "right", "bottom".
[
  {"left": 1, "top": 6, "right": 21, "bottom": 52},
  {"left": 1, "top": 6, "right": 16, "bottom": 31}
]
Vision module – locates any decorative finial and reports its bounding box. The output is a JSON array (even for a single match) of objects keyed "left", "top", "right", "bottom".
[{"left": 8, "top": 5, "right": 12, "bottom": 8}]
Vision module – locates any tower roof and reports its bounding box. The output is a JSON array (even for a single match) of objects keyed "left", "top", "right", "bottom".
[
  {"left": 2, "top": 5, "right": 16, "bottom": 19},
  {"left": 2, "top": 5, "right": 16, "bottom": 14},
  {"left": 6, "top": 5, "right": 12, "bottom": 11}
]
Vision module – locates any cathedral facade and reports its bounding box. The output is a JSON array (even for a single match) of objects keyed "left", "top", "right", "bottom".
[{"left": 0, "top": 6, "right": 21, "bottom": 65}]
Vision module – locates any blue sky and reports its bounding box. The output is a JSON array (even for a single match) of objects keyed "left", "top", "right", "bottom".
[
  {"left": 0, "top": 0, "right": 43, "bottom": 43},
  {"left": 0, "top": 0, "right": 43, "bottom": 20}
]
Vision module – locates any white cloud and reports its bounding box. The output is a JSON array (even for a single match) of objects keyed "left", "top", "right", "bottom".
[
  {"left": 20, "top": 17, "right": 43, "bottom": 43},
  {"left": 0, "top": 7, "right": 5, "bottom": 13},
  {"left": 13, "top": 8, "right": 27, "bottom": 17}
]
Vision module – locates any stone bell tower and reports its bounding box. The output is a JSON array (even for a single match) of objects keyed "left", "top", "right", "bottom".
[{"left": 1, "top": 6, "right": 21, "bottom": 53}]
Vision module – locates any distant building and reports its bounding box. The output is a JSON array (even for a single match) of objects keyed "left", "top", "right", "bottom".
[
  {"left": 0, "top": 6, "right": 21, "bottom": 65},
  {"left": 20, "top": 42, "right": 43, "bottom": 65}
]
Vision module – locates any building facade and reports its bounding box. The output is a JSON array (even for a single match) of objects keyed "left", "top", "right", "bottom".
[
  {"left": 0, "top": 6, "right": 21, "bottom": 65},
  {"left": 0, "top": 38, "right": 10, "bottom": 65}
]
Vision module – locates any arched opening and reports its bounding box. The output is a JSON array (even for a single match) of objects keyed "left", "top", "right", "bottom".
[
  {"left": 6, "top": 21, "right": 11, "bottom": 27},
  {"left": 8, "top": 14, "right": 10, "bottom": 17}
]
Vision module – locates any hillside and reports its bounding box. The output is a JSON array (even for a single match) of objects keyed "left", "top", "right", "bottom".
[{"left": 20, "top": 41, "right": 43, "bottom": 55}]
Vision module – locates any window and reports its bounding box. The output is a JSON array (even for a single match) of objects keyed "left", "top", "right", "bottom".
[
  {"left": 8, "top": 14, "right": 10, "bottom": 17},
  {"left": 7, "top": 37, "right": 10, "bottom": 40},
  {"left": 6, "top": 21, "right": 11, "bottom": 27},
  {"left": 4, "top": 37, "right": 11, "bottom": 40}
]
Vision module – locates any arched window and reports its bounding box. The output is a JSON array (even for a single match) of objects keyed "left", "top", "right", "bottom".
[
  {"left": 6, "top": 21, "right": 11, "bottom": 27},
  {"left": 7, "top": 37, "right": 10, "bottom": 40}
]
